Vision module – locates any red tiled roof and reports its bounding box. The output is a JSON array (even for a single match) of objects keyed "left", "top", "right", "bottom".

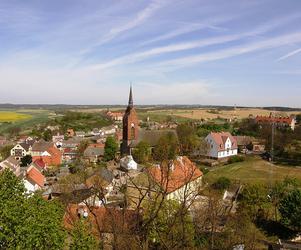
[
  {"left": 148, "top": 156, "right": 203, "bottom": 194},
  {"left": 26, "top": 166, "right": 45, "bottom": 187},
  {"left": 106, "top": 111, "right": 124, "bottom": 117},
  {"left": 64, "top": 204, "right": 141, "bottom": 236},
  {"left": 209, "top": 132, "right": 237, "bottom": 151},
  {"left": 88, "top": 143, "right": 105, "bottom": 148},
  {"left": 255, "top": 115, "right": 293, "bottom": 125},
  {"left": 33, "top": 158, "right": 46, "bottom": 168}
]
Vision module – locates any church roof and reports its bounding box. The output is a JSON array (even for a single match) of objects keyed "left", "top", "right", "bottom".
[
  {"left": 129, "top": 129, "right": 178, "bottom": 147},
  {"left": 128, "top": 86, "right": 133, "bottom": 107}
]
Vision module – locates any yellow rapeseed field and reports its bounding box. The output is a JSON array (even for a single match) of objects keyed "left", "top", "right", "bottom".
[{"left": 0, "top": 111, "right": 32, "bottom": 122}]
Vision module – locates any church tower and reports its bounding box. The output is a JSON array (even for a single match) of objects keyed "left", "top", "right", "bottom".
[{"left": 121, "top": 86, "right": 139, "bottom": 155}]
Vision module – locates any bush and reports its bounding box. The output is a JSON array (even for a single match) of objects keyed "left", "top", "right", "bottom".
[
  {"left": 228, "top": 155, "right": 245, "bottom": 164},
  {"left": 199, "top": 166, "right": 209, "bottom": 175},
  {"left": 212, "top": 177, "right": 231, "bottom": 190},
  {"left": 279, "top": 189, "right": 301, "bottom": 230}
]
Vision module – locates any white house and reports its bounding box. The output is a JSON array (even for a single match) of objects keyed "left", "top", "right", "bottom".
[
  {"left": 100, "top": 125, "right": 117, "bottom": 135},
  {"left": 10, "top": 141, "right": 34, "bottom": 160},
  {"left": 149, "top": 156, "right": 203, "bottom": 203},
  {"left": 205, "top": 132, "right": 238, "bottom": 159},
  {"left": 52, "top": 134, "right": 64, "bottom": 148},
  {"left": 23, "top": 165, "right": 46, "bottom": 193},
  {"left": 120, "top": 155, "right": 138, "bottom": 170},
  {"left": 0, "top": 156, "right": 21, "bottom": 176}
]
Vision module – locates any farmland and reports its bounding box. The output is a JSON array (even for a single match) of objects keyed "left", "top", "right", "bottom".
[
  {"left": 144, "top": 108, "right": 297, "bottom": 121},
  {"left": 0, "top": 109, "right": 54, "bottom": 134},
  {"left": 0, "top": 111, "right": 32, "bottom": 122}
]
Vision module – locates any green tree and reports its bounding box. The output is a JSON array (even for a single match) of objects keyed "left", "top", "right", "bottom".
[
  {"left": 132, "top": 141, "right": 151, "bottom": 164},
  {"left": 295, "top": 114, "right": 301, "bottom": 124},
  {"left": 0, "top": 144, "right": 13, "bottom": 160},
  {"left": 103, "top": 136, "right": 118, "bottom": 161},
  {"left": 21, "top": 155, "right": 32, "bottom": 167},
  {"left": 279, "top": 189, "right": 301, "bottom": 230},
  {"left": 18, "top": 195, "right": 66, "bottom": 249},
  {"left": 153, "top": 132, "right": 179, "bottom": 162},
  {"left": 221, "top": 211, "right": 266, "bottom": 250},
  {"left": 176, "top": 123, "right": 199, "bottom": 155},
  {"left": 43, "top": 129, "right": 53, "bottom": 141},
  {"left": 269, "top": 178, "right": 298, "bottom": 222},
  {"left": 70, "top": 220, "right": 99, "bottom": 250},
  {"left": 240, "top": 184, "right": 269, "bottom": 221},
  {"left": 0, "top": 169, "right": 66, "bottom": 249},
  {"left": 144, "top": 199, "right": 195, "bottom": 249}
]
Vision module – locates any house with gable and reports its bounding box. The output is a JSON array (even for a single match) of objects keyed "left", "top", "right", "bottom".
[
  {"left": 23, "top": 165, "right": 46, "bottom": 193},
  {"left": 84, "top": 143, "right": 105, "bottom": 163},
  {"left": 10, "top": 140, "right": 35, "bottom": 160},
  {"left": 148, "top": 156, "right": 203, "bottom": 201},
  {"left": 0, "top": 156, "right": 21, "bottom": 176},
  {"left": 205, "top": 132, "right": 238, "bottom": 159},
  {"left": 255, "top": 114, "right": 297, "bottom": 130},
  {"left": 127, "top": 156, "right": 203, "bottom": 206},
  {"left": 100, "top": 125, "right": 118, "bottom": 136},
  {"left": 31, "top": 140, "right": 62, "bottom": 167},
  {"left": 106, "top": 111, "right": 124, "bottom": 122}
]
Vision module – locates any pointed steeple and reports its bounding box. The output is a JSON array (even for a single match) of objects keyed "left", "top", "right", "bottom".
[{"left": 128, "top": 85, "right": 133, "bottom": 107}]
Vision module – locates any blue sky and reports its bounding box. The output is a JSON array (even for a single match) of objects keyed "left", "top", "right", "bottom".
[{"left": 0, "top": 0, "right": 301, "bottom": 106}]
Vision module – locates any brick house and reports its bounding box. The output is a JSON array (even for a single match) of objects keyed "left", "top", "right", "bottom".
[{"left": 31, "top": 140, "right": 62, "bottom": 167}]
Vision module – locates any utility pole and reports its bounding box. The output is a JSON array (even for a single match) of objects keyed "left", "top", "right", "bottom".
[
  {"left": 269, "top": 111, "right": 275, "bottom": 189},
  {"left": 271, "top": 111, "right": 275, "bottom": 163}
]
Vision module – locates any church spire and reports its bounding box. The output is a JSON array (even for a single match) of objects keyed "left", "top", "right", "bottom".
[{"left": 128, "top": 85, "right": 133, "bottom": 107}]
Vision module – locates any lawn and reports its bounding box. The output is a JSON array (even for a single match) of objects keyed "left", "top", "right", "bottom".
[
  {"left": 204, "top": 156, "right": 301, "bottom": 185},
  {"left": 0, "top": 111, "right": 32, "bottom": 122}
]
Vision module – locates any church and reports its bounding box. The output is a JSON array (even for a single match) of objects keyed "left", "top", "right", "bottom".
[
  {"left": 121, "top": 87, "right": 177, "bottom": 156},
  {"left": 121, "top": 86, "right": 139, "bottom": 155}
]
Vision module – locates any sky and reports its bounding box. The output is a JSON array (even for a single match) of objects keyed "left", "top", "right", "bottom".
[{"left": 0, "top": 0, "right": 301, "bottom": 107}]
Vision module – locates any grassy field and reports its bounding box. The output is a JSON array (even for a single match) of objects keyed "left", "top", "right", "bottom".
[
  {"left": 137, "top": 110, "right": 194, "bottom": 123},
  {"left": 204, "top": 156, "right": 301, "bottom": 185},
  {"left": 0, "top": 109, "right": 54, "bottom": 134},
  {"left": 0, "top": 111, "right": 32, "bottom": 122}
]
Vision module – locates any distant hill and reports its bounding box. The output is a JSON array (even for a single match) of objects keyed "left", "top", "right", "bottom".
[{"left": 0, "top": 103, "right": 300, "bottom": 112}]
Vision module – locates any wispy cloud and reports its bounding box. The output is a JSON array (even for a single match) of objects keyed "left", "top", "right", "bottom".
[
  {"left": 80, "top": 0, "right": 169, "bottom": 55},
  {"left": 276, "top": 47, "right": 301, "bottom": 61},
  {"left": 153, "top": 31, "right": 301, "bottom": 69},
  {"left": 88, "top": 14, "right": 301, "bottom": 70},
  {"left": 139, "top": 15, "right": 233, "bottom": 46}
]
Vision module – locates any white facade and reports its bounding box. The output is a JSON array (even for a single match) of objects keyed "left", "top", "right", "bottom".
[
  {"left": 206, "top": 132, "right": 238, "bottom": 159},
  {"left": 100, "top": 125, "right": 117, "bottom": 135},
  {"left": 23, "top": 179, "right": 41, "bottom": 193},
  {"left": 10, "top": 144, "right": 31, "bottom": 159},
  {"left": 120, "top": 155, "right": 138, "bottom": 170},
  {"left": 166, "top": 177, "right": 202, "bottom": 203}
]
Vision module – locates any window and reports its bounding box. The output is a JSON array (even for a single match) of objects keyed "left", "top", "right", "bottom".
[{"left": 130, "top": 126, "right": 135, "bottom": 140}]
